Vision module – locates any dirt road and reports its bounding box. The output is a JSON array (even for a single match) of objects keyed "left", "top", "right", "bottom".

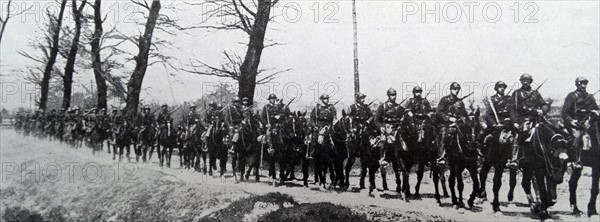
[{"left": 1, "top": 129, "right": 598, "bottom": 221}]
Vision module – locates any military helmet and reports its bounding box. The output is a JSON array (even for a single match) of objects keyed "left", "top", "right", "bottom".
[
  {"left": 387, "top": 88, "right": 397, "bottom": 96},
  {"left": 320, "top": 94, "right": 330, "bottom": 100},
  {"left": 575, "top": 76, "right": 588, "bottom": 85},
  {"left": 242, "top": 97, "right": 249, "bottom": 102},
  {"left": 520, "top": 73, "right": 533, "bottom": 82},
  {"left": 494, "top": 81, "right": 507, "bottom": 90},
  {"left": 413, "top": 86, "right": 423, "bottom": 93},
  {"left": 450, "top": 82, "right": 461, "bottom": 90},
  {"left": 208, "top": 101, "right": 216, "bottom": 107},
  {"left": 161, "top": 104, "right": 168, "bottom": 108},
  {"left": 268, "top": 94, "right": 277, "bottom": 100},
  {"left": 355, "top": 93, "right": 366, "bottom": 99},
  {"left": 189, "top": 105, "right": 197, "bottom": 109}
]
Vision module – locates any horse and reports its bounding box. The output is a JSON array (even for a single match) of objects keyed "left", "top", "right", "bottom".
[
  {"left": 446, "top": 108, "right": 481, "bottom": 209},
  {"left": 566, "top": 110, "right": 600, "bottom": 217},
  {"left": 478, "top": 118, "right": 519, "bottom": 212},
  {"left": 281, "top": 111, "right": 309, "bottom": 186},
  {"left": 113, "top": 122, "right": 133, "bottom": 161},
  {"left": 202, "top": 122, "right": 227, "bottom": 176},
  {"left": 399, "top": 112, "right": 444, "bottom": 202},
  {"left": 518, "top": 118, "right": 570, "bottom": 219},
  {"left": 157, "top": 122, "right": 179, "bottom": 168},
  {"left": 230, "top": 111, "right": 261, "bottom": 183},
  {"left": 84, "top": 121, "right": 104, "bottom": 156},
  {"left": 306, "top": 121, "right": 339, "bottom": 189},
  {"left": 137, "top": 124, "right": 157, "bottom": 163}
]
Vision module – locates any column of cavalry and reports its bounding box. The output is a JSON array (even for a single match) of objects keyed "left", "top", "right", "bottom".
[{"left": 11, "top": 74, "right": 600, "bottom": 219}]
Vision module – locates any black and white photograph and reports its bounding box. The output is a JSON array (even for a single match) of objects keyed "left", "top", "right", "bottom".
[{"left": 0, "top": 0, "right": 599, "bottom": 221}]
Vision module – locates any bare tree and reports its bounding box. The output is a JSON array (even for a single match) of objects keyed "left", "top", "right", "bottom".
[
  {"left": 0, "top": 0, "right": 32, "bottom": 45},
  {"left": 124, "top": 0, "right": 162, "bottom": 117},
  {"left": 38, "top": 0, "right": 68, "bottom": 110},
  {"left": 183, "top": 0, "right": 285, "bottom": 105},
  {"left": 89, "top": 0, "right": 108, "bottom": 110},
  {"left": 61, "top": 0, "right": 88, "bottom": 109}
]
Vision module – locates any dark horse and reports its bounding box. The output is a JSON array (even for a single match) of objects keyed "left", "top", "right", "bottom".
[
  {"left": 157, "top": 122, "right": 178, "bottom": 168},
  {"left": 567, "top": 110, "right": 600, "bottom": 217},
  {"left": 282, "top": 111, "right": 310, "bottom": 186},
  {"left": 202, "top": 122, "right": 227, "bottom": 176},
  {"left": 137, "top": 125, "right": 157, "bottom": 163},
  {"left": 400, "top": 112, "right": 445, "bottom": 203},
  {"left": 478, "top": 118, "right": 519, "bottom": 212},
  {"left": 230, "top": 112, "right": 261, "bottom": 183},
  {"left": 518, "top": 118, "right": 570, "bottom": 219},
  {"left": 336, "top": 111, "right": 372, "bottom": 190},
  {"left": 113, "top": 122, "right": 132, "bottom": 161},
  {"left": 446, "top": 108, "right": 481, "bottom": 209},
  {"left": 84, "top": 121, "right": 104, "bottom": 156}
]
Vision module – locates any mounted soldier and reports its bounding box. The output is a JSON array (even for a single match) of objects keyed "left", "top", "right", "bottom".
[
  {"left": 346, "top": 92, "right": 374, "bottom": 189},
  {"left": 261, "top": 93, "right": 288, "bottom": 185},
  {"left": 373, "top": 88, "right": 405, "bottom": 195},
  {"left": 224, "top": 96, "right": 245, "bottom": 179},
  {"left": 436, "top": 82, "right": 468, "bottom": 165},
  {"left": 561, "top": 76, "right": 600, "bottom": 215},
  {"left": 562, "top": 76, "right": 600, "bottom": 169},
  {"left": 309, "top": 93, "right": 337, "bottom": 188},
  {"left": 479, "top": 80, "right": 519, "bottom": 212},
  {"left": 157, "top": 104, "right": 174, "bottom": 138},
  {"left": 507, "top": 73, "right": 549, "bottom": 168}
]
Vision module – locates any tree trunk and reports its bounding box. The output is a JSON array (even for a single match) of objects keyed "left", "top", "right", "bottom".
[
  {"left": 39, "top": 0, "right": 67, "bottom": 110},
  {"left": 61, "top": 0, "right": 86, "bottom": 110},
  {"left": 352, "top": 0, "right": 360, "bottom": 98},
  {"left": 237, "top": 0, "right": 272, "bottom": 105},
  {"left": 125, "top": 0, "right": 161, "bottom": 117},
  {"left": 90, "top": 0, "right": 107, "bottom": 110}
]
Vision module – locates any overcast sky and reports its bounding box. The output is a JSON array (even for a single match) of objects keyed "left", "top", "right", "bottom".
[{"left": 1, "top": 0, "right": 599, "bottom": 111}]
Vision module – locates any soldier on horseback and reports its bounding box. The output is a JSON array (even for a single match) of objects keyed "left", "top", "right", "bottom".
[
  {"left": 157, "top": 104, "right": 174, "bottom": 137},
  {"left": 507, "top": 73, "right": 548, "bottom": 168},
  {"left": 261, "top": 93, "right": 288, "bottom": 185},
  {"left": 562, "top": 76, "right": 599, "bottom": 169},
  {"left": 203, "top": 101, "right": 223, "bottom": 176},
  {"left": 479, "top": 81, "right": 518, "bottom": 212},
  {"left": 561, "top": 76, "right": 600, "bottom": 215},
  {"left": 436, "top": 82, "right": 468, "bottom": 165},
  {"left": 373, "top": 88, "right": 405, "bottom": 195},
  {"left": 509, "top": 73, "right": 560, "bottom": 219},
  {"left": 309, "top": 93, "right": 337, "bottom": 188},
  {"left": 224, "top": 96, "right": 246, "bottom": 180},
  {"left": 347, "top": 92, "right": 373, "bottom": 189}
]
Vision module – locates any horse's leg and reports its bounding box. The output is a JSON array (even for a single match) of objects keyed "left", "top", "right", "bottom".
[
  {"left": 335, "top": 154, "right": 345, "bottom": 189},
  {"left": 380, "top": 165, "right": 389, "bottom": 190},
  {"left": 492, "top": 164, "right": 504, "bottom": 212},
  {"left": 457, "top": 165, "right": 466, "bottom": 207},
  {"left": 449, "top": 163, "right": 458, "bottom": 206},
  {"left": 202, "top": 152, "right": 208, "bottom": 175},
  {"left": 432, "top": 164, "right": 442, "bottom": 205},
  {"left": 479, "top": 162, "right": 491, "bottom": 200},
  {"left": 468, "top": 163, "right": 480, "bottom": 209},
  {"left": 240, "top": 150, "right": 247, "bottom": 182},
  {"left": 112, "top": 144, "right": 117, "bottom": 160},
  {"left": 588, "top": 165, "right": 600, "bottom": 217},
  {"left": 569, "top": 166, "right": 583, "bottom": 214},
  {"left": 219, "top": 148, "right": 227, "bottom": 177},
  {"left": 400, "top": 156, "right": 411, "bottom": 200},
  {"left": 368, "top": 156, "right": 379, "bottom": 195},
  {"left": 521, "top": 166, "right": 539, "bottom": 219},
  {"left": 302, "top": 157, "right": 309, "bottom": 187},
  {"left": 440, "top": 165, "right": 450, "bottom": 198},
  {"left": 345, "top": 153, "right": 355, "bottom": 188},
  {"left": 359, "top": 156, "right": 368, "bottom": 189},
  {"left": 508, "top": 168, "right": 518, "bottom": 202},
  {"left": 534, "top": 169, "right": 551, "bottom": 219},
  {"left": 414, "top": 161, "right": 425, "bottom": 199}
]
